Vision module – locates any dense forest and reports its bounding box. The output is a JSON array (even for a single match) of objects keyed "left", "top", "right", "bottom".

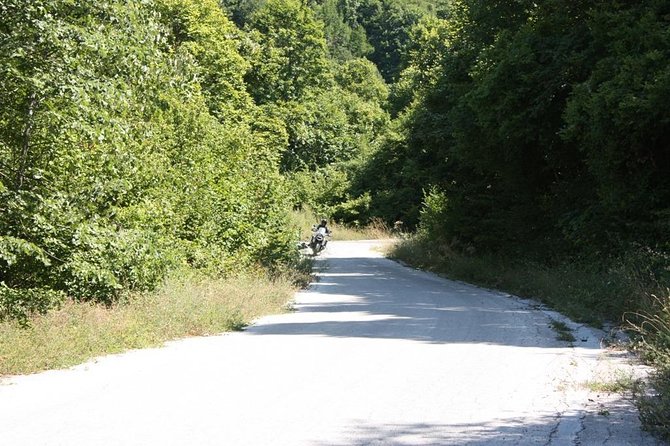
[
  {"left": 357, "top": 0, "right": 670, "bottom": 258},
  {"left": 1, "top": 0, "right": 669, "bottom": 433}
]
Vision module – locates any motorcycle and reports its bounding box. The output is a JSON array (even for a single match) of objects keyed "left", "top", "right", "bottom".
[{"left": 308, "top": 225, "right": 330, "bottom": 256}]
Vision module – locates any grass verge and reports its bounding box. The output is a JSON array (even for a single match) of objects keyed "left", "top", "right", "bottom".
[
  {"left": 389, "top": 237, "right": 660, "bottom": 326},
  {"left": 627, "top": 290, "right": 670, "bottom": 439},
  {"left": 330, "top": 218, "right": 393, "bottom": 241},
  {"left": 0, "top": 270, "right": 299, "bottom": 376},
  {"left": 290, "top": 209, "right": 393, "bottom": 242},
  {"left": 585, "top": 371, "right": 638, "bottom": 394}
]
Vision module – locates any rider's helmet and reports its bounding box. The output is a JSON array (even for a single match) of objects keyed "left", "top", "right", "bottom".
[{"left": 320, "top": 219, "right": 327, "bottom": 226}]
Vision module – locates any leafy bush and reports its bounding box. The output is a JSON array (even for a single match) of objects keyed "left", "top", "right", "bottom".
[
  {"left": 0, "top": 285, "right": 64, "bottom": 327},
  {"left": 0, "top": 0, "right": 298, "bottom": 322},
  {"left": 417, "top": 187, "right": 448, "bottom": 241},
  {"left": 629, "top": 290, "right": 670, "bottom": 441},
  {"left": 330, "top": 193, "right": 372, "bottom": 224}
]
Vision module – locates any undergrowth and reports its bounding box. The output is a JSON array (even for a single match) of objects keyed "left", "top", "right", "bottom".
[
  {"left": 390, "top": 237, "right": 658, "bottom": 325},
  {"left": 0, "top": 269, "right": 299, "bottom": 376},
  {"left": 330, "top": 218, "right": 393, "bottom": 241},
  {"left": 628, "top": 290, "right": 670, "bottom": 439},
  {"left": 291, "top": 209, "right": 393, "bottom": 242}
]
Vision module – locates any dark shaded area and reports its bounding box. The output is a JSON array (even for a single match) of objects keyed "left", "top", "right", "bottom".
[{"left": 356, "top": 1, "right": 670, "bottom": 258}]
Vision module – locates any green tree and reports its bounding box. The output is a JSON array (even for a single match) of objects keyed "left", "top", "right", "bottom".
[
  {"left": 561, "top": 1, "right": 670, "bottom": 247},
  {"left": 314, "top": 0, "right": 372, "bottom": 60},
  {"left": 357, "top": 0, "right": 424, "bottom": 81},
  {"left": 245, "top": 0, "right": 331, "bottom": 103},
  {"left": 281, "top": 79, "right": 388, "bottom": 173},
  {"left": 334, "top": 58, "right": 388, "bottom": 104},
  {"left": 156, "top": 0, "right": 253, "bottom": 119},
  {"left": 359, "top": 0, "right": 670, "bottom": 256},
  {"left": 220, "top": 0, "right": 266, "bottom": 26},
  {"left": 0, "top": 0, "right": 296, "bottom": 322}
]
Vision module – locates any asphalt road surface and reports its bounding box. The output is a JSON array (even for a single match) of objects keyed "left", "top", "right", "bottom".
[{"left": 0, "top": 241, "right": 663, "bottom": 445}]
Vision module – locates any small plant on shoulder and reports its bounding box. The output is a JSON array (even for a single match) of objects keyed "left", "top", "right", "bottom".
[
  {"left": 550, "top": 319, "right": 576, "bottom": 343},
  {"left": 585, "top": 370, "right": 640, "bottom": 394},
  {"left": 283, "top": 301, "right": 297, "bottom": 312}
]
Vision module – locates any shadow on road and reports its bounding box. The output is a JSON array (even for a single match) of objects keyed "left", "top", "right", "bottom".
[
  {"left": 248, "top": 252, "right": 660, "bottom": 445},
  {"left": 249, "top": 256, "right": 576, "bottom": 348},
  {"left": 308, "top": 399, "right": 654, "bottom": 446}
]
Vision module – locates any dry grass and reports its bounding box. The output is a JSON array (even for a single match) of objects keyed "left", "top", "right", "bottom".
[
  {"left": 331, "top": 218, "right": 394, "bottom": 241},
  {"left": 584, "top": 372, "right": 638, "bottom": 394},
  {"left": 627, "top": 290, "right": 670, "bottom": 439},
  {"left": 291, "top": 209, "right": 394, "bottom": 242},
  {"left": 0, "top": 272, "right": 296, "bottom": 376}
]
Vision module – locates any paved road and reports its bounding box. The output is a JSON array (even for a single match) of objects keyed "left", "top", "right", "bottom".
[{"left": 0, "top": 241, "right": 662, "bottom": 445}]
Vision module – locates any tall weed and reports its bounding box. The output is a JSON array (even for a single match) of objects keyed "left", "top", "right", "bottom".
[
  {"left": 291, "top": 209, "right": 393, "bottom": 242},
  {"left": 0, "top": 271, "right": 296, "bottom": 376},
  {"left": 628, "top": 291, "right": 670, "bottom": 439}
]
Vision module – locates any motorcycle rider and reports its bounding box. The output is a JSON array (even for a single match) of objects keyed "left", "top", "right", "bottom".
[
  {"left": 311, "top": 219, "right": 331, "bottom": 247},
  {"left": 317, "top": 219, "right": 330, "bottom": 234}
]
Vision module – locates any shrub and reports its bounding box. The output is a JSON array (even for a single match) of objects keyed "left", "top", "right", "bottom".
[
  {"left": 0, "top": 285, "right": 64, "bottom": 327},
  {"left": 629, "top": 290, "right": 670, "bottom": 441}
]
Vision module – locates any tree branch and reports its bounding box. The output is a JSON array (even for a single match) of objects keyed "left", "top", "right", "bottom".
[{"left": 17, "top": 91, "right": 39, "bottom": 189}]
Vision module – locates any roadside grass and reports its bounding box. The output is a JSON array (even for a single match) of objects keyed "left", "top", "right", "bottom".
[
  {"left": 391, "top": 235, "right": 670, "bottom": 439},
  {"left": 390, "top": 237, "right": 653, "bottom": 326},
  {"left": 585, "top": 370, "right": 639, "bottom": 394},
  {"left": 0, "top": 271, "right": 298, "bottom": 376},
  {"left": 291, "top": 209, "right": 393, "bottom": 241},
  {"left": 627, "top": 290, "right": 670, "bottom": 439},
  {"left": 636, "top": 366, "right": 670, "bottom": 439},
  {"left": 330, "top": 218, "right": 393, "bottom": 241}
]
